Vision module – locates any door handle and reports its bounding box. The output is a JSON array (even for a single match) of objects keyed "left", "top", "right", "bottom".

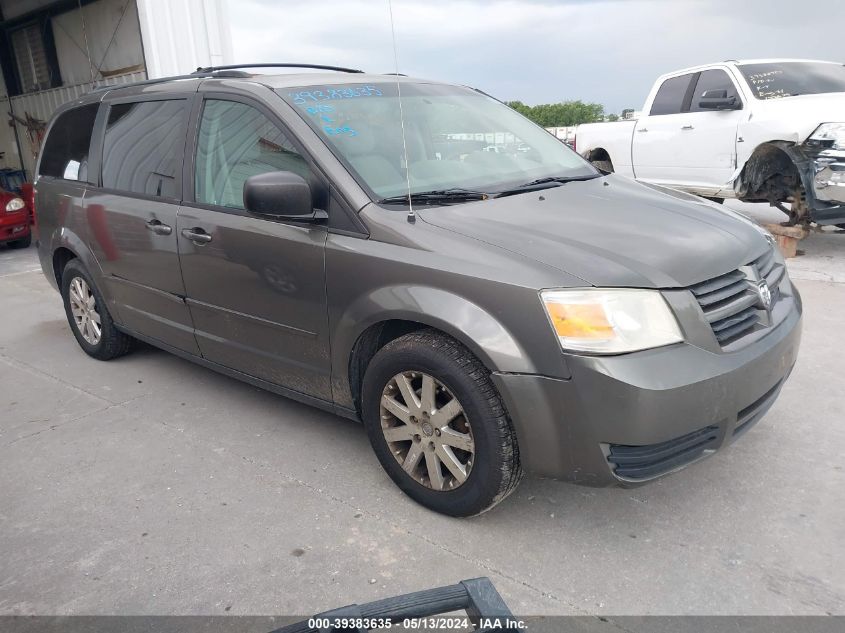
[
  {"left": 181, "top": 228, "right": 213, "bottom": 244},
  {"left": 681, "top": 125, "right": 694, "bottom": 130},
  {"left": 145, "top": 219, "right": 172, "bottom": 235},
  {"left": 637, "top": 127, "right": 648, "bottom": 133}
]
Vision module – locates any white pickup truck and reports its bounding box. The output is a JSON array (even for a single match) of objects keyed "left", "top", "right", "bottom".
[{"left": 576, "top": 59, "right": 845, "bottom": 226}]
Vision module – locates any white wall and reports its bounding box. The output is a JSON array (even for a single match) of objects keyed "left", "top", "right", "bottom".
[
  {"left": 52, "top": 0, "right": 145, "bottom": 85},
  {"left": 135, "top": 0, "right": 233, "bottom": 78}
]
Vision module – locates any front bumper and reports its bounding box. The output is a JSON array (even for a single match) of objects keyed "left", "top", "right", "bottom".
[
  {"left": 0, "top": 219, "right": 30, "bottom": 244},
  {"left": 493, "top": 289, "right": 802, "bottom": 486},
  {"left": 795, "top": 145, "right": 845, "bottom": 225},
  {"left": 812, "top": 148, "right": 845, "bottom": 204}
]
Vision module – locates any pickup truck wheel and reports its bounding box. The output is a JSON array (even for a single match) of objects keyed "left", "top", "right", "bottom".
[
  {"left": 361, "top": 330, "right": 523, "bottom": 517},
  {"left": 61, "top": 260, "right": 133, "bottom": 360}
]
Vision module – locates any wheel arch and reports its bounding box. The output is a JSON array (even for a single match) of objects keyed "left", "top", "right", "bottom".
[
  {"left": 46, "top": 227, "right": 103, "bottom": 282},
  {"left": 734, "top": 140, "right": 805, "bottom": 202},
  {"left": 335, "top": 286, "right": 538, "bottom": 415},
  {"left": 584, "top": 147, "right": 612, "bottom": 163},
  {"left": 52, "top": 246, "right": 78, "bottom": 288}
]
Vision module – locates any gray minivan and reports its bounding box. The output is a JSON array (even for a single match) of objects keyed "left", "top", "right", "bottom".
[{"left": 34, "top": 65, "right": 802, "bottom": 516}]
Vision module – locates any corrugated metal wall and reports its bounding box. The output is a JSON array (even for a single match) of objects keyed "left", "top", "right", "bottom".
[
  {"left": 3, "top": 70, "right": 147, "bottom": 176},
  {"left": 52, "top": 0, "right": 145, "bottom": 86}
]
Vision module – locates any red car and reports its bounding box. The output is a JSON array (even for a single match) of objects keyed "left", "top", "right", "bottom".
[{"left": 0, "top": 188, "right": 31, "bottom": 248}]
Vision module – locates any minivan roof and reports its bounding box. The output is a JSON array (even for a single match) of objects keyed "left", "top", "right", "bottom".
[{"left": 89, "top": 68, "right": 447, "bottom": 100}]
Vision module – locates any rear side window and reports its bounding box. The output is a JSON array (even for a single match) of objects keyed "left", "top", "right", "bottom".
[
  {"left": 649, "top": 74, "right": 693, "bottom": 115},
  {"left": 194, "top": 99, "right": 311, "bottom": 209},
  {"left": 689, "top": 69, "right": 741, "bottom": 112},
  {"left": 102, "top": 100, "right": 188, "bottom": 199},
  {"left": 39, "top": 104, "right": 98, "bottom": 181}
]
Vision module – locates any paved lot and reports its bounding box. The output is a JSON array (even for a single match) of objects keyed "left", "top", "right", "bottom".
[{"left": 1, "top": 204, "right": 844, "bottom": 616}]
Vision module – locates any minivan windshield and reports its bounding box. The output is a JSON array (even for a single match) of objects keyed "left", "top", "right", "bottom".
[
  {"left": 737, "top": 62, "right": 845, "bottom": 100},
  {"left": 279, "top": 82, "right": 597, "bottom": 201}
]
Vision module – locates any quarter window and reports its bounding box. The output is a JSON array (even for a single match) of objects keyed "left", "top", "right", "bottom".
[
  {"left": 194, "top": 100, "right": 311, "bottom": 209},
  {"left": 649, "top": 74, "right": 693, "bottom": 116},
  {"left": 38, "top": 104, "right": 98, "bottom": 181},
  {"left": 689, "top": 70, "right": 741, "bottom": 112},
  {"left": 102, "top": 100, "right": 188, "bottom": 198}
]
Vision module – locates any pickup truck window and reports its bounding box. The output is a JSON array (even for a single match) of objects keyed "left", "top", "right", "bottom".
[
  {"left": 649, "top": 74, "right": 693, "bottom": 115},
  {"left": 279, "top": 82, "right": 595, "bottom": 200},
  {"left": 738, "top": 62, "right": 845, "bottom": 100},
  {"left": 689, "top": 70, "right": 741, "bottom": 112}
]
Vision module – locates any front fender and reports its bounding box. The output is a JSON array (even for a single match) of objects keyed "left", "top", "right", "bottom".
[{"left": 331, "top": 285, "right": 539, "bottom": 410}]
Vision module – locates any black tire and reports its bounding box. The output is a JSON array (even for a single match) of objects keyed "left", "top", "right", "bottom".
[
  {"left": 836, "top": 224, "right": 845, "bottom": 230},
  {"left": 592, "top": 159, "right": 613, "bottom": 173},
  {"left": 361, "top": 329, "right": 523, "bottom": 517},
  {"left": 61, "top": 259, "right": 133, "bottom": 360},
  {"left": 9, "top": 233, "right": 31, "bottom": 248}
]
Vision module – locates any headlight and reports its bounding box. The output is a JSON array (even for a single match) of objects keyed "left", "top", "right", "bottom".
[
  {"left": 6, "top": 198, "right": 26, "bottom": 213},
  {"left": 5, "top": 197, "right": 25, "bottom": 212},
  {"left": 541, "top": 288, "right": 683, "bottom": 354},
  {"left": 807, "top": 123, "right": 845, "bottom": 151}
]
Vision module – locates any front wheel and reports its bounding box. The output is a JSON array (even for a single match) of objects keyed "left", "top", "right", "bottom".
[{"left": 361, "top": 330, "right": 523, "bottom": 517}]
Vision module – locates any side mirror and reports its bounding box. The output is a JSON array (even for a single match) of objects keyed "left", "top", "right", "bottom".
[
  {"left": 243, "top": 171, "right": 326, "bottom": 222},
  {"left": 698, "top": 90, "right": 740, "bottom": 110}
]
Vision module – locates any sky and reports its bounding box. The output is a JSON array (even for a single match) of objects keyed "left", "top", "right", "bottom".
[{"left": 228, "top": 0, "right": 845, "bottom": 115}]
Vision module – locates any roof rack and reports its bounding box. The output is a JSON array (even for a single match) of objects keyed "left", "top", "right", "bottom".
[
  {"left": 89, "top": 63, "right": 364, "bottom": 94},
  {"left": 192, "top": 63, "right": 365, "bottom": 74},
  {"left": 90, "top": 73, "right": 210, "bottom": 92}
]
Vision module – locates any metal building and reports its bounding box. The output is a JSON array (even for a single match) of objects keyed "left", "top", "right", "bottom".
[{"left": 0, "top": 0, "right": 233, "bottom": 178}]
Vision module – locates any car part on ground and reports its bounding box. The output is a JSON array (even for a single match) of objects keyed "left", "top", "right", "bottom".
[{"left": 275, "top": 577, "right": 514, "bottom": 633}]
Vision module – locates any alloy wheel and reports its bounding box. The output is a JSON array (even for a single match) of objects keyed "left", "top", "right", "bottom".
[
  {"left": 380, "top": 371, "right": 474, "bottom": 491},
  {"left": 69, "top": 277, "right": 102, "bottom": 345}
]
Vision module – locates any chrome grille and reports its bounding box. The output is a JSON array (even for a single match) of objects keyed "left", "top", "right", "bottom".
[{"left": 690, "top": 247, "right": 785, "bottom": 346}]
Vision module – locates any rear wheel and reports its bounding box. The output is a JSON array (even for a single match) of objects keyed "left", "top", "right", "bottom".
[
  {"left": 361, "top": 330, "right": 522, "bottom": 517},
  {"left": 61, "top": 259, "right": 133, "bottom": 360}
]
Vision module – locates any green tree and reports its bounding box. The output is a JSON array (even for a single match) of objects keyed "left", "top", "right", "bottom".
[
  {"left": 606, "top": 113, "right": 619, "bottom": 122},
  {"left": 505, "top": 100, "right": 606, "bottom": 126}
]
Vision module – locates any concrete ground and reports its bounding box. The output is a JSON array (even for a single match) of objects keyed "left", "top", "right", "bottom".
[{"left": 1, "top": 202, "right": 844, "bottom": 617}]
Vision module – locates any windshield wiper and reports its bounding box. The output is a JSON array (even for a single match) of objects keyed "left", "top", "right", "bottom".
[
  {"left": 377, "top": 189, "right": 489, "bottom": 206},
  {"left": 494, "top": 174, "right": 602, "bottom": 198}
]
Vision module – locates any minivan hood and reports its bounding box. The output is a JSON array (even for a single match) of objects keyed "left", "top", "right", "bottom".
[{"left": 419, "top": 175, "right": 768, "bottom": 288}]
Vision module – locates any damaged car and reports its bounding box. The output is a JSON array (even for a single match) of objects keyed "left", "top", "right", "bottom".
[{"left": 577, "top": 59, "right": 845, "bottom": 226}]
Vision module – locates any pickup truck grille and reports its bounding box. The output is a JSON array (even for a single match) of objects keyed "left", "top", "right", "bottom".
[{"left": 690, "top": 248, "right": 785, "bottom": 346}]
